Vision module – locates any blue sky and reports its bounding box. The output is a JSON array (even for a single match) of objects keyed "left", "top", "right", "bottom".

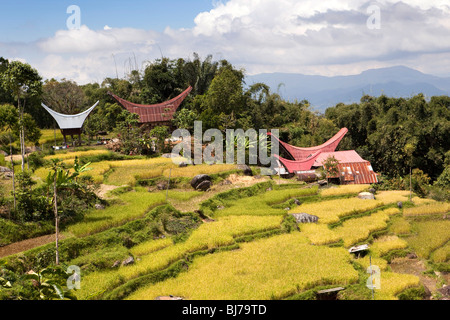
[
  {"left": 1, "top": 0, "right": 450, "bottom": 84},
  {"left": 0, "top": 0, "right": 214, "bottom": 42}
]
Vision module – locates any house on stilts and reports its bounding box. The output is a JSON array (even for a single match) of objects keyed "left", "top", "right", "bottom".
[{"left": 271, "top": 128, "right": 379, "bottom": 184}]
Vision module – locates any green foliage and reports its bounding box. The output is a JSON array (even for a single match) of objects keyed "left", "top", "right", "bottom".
[
  {"left": 411, "top": 168, "right": 431, "bottom": 198},
  {"left": 397, "top": 286, "right": 426, "bottom": 300},
  {"left": 149, "top": 126, "right": 169, "bottom": 153}
]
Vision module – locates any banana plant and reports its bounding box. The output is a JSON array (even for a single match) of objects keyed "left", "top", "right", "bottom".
[{"left": 21, "top": 267, "right": 77, "bottom": 300}]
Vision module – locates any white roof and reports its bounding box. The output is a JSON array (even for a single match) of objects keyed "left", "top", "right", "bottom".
[{"left": 41, "top": 101, "right": 99, "bottom": 129}]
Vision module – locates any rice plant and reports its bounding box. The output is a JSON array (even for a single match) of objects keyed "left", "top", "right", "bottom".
[
  {"left": 403, "top": 203, "right": 450, "bottom": 217},
  {"left": 76, "top": 215, "right": 283, "bottom": 299},
  {"left": 68, "top": 190, "right": 167, "bottom": 237},
  {"left": 370, "top": 236, "right": 408, "bottom": 257},
  {"left": 126, "top": 233, "right": 359, "bottom": 300},
  {"left": 320, "top": 184, "right": 369, "bottom": 197},
  {"left": 375, "top": 272, "right": 420, "bottom": 300},
  {"left": 289, "top": 198, "right": 384, "bottom": 224},
  {"left": 406, "top": 220, "right": 450, "bottom": 259}
]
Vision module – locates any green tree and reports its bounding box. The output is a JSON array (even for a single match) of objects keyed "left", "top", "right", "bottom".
[
  {"left": 42, "top": 78, "right": 86, "bottom": 114},
  {"left": 323, "top": 155, "right": 340, "bottom": 185},
  {"left": 150, "top": 126, "right": 169, "bottom": 153},
  {"left": 1, "top": 61, "right": 42, "bottom": 171},
  {"left": 0, "top": 104, "right": 19, "bottom": 210}
]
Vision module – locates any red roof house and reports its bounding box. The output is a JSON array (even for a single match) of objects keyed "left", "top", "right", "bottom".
[{"left": 108, "top": 86, "right": 192, "bottom": 128}]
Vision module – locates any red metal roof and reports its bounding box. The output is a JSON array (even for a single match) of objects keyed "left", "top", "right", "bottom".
[
  {"left": 109, "top": 86, "right": 192, "bottom": 124},
  {"left": 335, "top": 162, "right": 379, "bottom": 184},
  {"left": 314, "top": 150, "right": 366, "bottom": 166},
  {"left": 269, "top": 128, "right": 348, "bottom": 161}
]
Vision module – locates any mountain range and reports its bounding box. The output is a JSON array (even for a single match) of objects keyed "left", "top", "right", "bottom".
[{"left": 245, "top": 66, "right": 450, "bottom": 112}]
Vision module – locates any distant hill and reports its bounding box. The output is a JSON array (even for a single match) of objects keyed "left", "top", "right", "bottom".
[{"left": 245, "top": 66, "right": 450, "bottom": 112}]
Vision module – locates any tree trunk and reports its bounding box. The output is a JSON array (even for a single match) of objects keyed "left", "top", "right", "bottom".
[
  {"left": 409, "top": 166, "right": 412, "bottom": 202},
  {"left": 54, "top": 172, "right": 59, "bottom": 265},
  {"left": 9, "top": 136, "right": 16, "bottom": 213}
]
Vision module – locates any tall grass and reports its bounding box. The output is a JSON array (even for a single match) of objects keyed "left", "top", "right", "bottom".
[{"left": 126, "top": 233, "right": 359, "bottom": 300}]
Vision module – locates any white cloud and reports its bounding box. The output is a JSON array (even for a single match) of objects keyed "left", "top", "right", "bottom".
[{"left": 2, "top": 0, "right": 450, "bottom": 84}]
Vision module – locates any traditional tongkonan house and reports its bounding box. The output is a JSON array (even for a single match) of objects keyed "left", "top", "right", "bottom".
[
  {"left": 272, "top": 128, "right": 379, "bottom": 184},
  {"left": 108, "top": 86, "right": 193, "bottom": 130},
  {"left": 41, "top": 101, "right": 99, "bottom": 146}
]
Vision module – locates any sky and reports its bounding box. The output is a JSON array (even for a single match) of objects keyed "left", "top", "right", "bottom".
[{"left": 1, "top": 0, "right": 450, "bottom": 84}]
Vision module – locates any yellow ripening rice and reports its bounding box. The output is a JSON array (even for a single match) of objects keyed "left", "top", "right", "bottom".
[
  {"left": 289, "top": 198, "right": 383, "bottom": 224},
  {"left": 44, "top": 149, "right": 110, "bottom": 162},
  {"left": 375, "top": 272, "right": 420, "bottom": 300},
  {"left": 320, "top": 184, "right": 369, "bottom": 197},
  {"left": 411, "top": 196, "right": 437, "bottom": 205},
  {"left": 403, "top": 202, "right": 450, "bottom": 217},
  {"left": 375, "top": 191, "right": 410, "bottom": 204},
  {"left": 126, "top": 233, "right": 359, "bottom": 300},
  {"left": 75, "top": 215, "right": 283, "bottom": 300},
  {"left": 162, "top": 163, "right": 237, "bottom": 178},
  {"left": 300, "top": 224, "right": 341, "bottom": 245},
  {"left": 130, "top": 238, "right": 174, "bottom": 257},
  {"left": 389, "top": 217, "right": 412, "bottom": 235},
  {"left": 370, "top": 235, "right": 408, "bottom": 257},
  {"left": 335, "top": 208, "right": 399, "bottom": 247},
  {"left": 353, "top": 256, "right": 389, "bottom": 271},
  {"left": 431, "top": 241, "right": 450, "bottom": 263},
  {"left": 406, "top": 220, "right": 450, "bottom": 259}
]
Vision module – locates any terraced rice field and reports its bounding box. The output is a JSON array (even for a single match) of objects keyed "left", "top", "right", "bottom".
[{"left": 2, "top": 159, "right": 448, "bottom": 301}]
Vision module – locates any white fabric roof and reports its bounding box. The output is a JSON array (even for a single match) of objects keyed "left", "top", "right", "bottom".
[{"left": 41, "top": 101, "right": 99, "bottom": 129}]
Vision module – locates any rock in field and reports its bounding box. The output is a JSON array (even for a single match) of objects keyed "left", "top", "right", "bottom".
[
  {"left": 358, "top": 192, "right": 375, "bottom": 200},
  {"left": 196, "top": 180, "right": 212, "bottom": 191},
  {"left": 237, "top": 164, "right": 253, "bottom": 176},
  {"left": 190, "top": 174, "right": 212, "bottom": 190},
  {"left": 122, "top": 256, "right": 135, "bottom": 267}
]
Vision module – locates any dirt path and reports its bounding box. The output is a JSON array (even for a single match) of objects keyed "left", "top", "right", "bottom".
[
  {"left": 390, "top": 257, "right": 438, "bottom": 298},
  {"left": 96, "top": 184, "right": 122, "bottom": 199},
  {"left": 0, "top": 233, "right": 65, "bottom": 259}
]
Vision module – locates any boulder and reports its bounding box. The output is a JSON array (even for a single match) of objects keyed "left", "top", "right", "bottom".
[
  {"left": 0, "top": 166, "right": 12, "bottom": 173},
  {"left": 294, "top": 199, "right": 302, "bottom": 206},
  {"left": 397, "top": 201, "right": 403, "bottom": 209},
  {"left": 196, "top": 180, "right": 212, "bottom": 191},
  {"left": 111, "top": 260, "right": 121, "bottom": 268},
  {"left": 439, "top": 285, "right": 450, "bottom": 298},
  {"left": 237, "top": 164, "right": 253, "bottom": 176},
  {"left": 156, "top": 180, "right": 169, "bottom": 190},
  {"left": 190, "top": 174, "right": 212, "bottom": 190},
  {"left": 122, "top": 256, "right": 135, "bottom": 267},
  {"left": 318, "top": 180, "right": 328, "bottom": 186},
  {"left": 284, "top": 207, "right": 291, "bottom": 211},
  {"left": 94, "top": 203, "right": 105, "bottom": 210},
  {"left": 178, "top": 162, "right": 187, "bottom": 168},
  {"left": 407, "top": 253, "right": 417, "bottom": 259},
  {"left": 358, "top": 192, "right": 375, "bottom": 200},
  {"left": 291, "top": 213, "right": 319, "bottom": 224},
  {"left": 369, "top": 188, "right": 376, "bottom": 194}
]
